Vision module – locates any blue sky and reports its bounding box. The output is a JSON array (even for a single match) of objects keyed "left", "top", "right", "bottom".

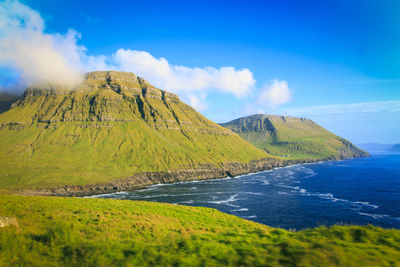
[{"left": 0, "top": 0, "right": 399, "bottom": 143}]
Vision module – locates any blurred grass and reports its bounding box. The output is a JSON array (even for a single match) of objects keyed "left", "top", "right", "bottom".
[{"left": 0, "top": 195, "right": 399, "bottom": 266}]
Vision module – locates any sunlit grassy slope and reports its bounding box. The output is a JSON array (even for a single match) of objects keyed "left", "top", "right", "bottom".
[
  {"left": 0, "top": 195, "right": 399, "bottom": 266},
  {"left": 220, "top": 114, "right": 368, "bottom": 160},
  {"left": 0, "top": 71, "right": 268, "bottom": 190}
]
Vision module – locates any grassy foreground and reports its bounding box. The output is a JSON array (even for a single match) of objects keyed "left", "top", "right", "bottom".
[{"left": 0, "top": 196, "right": 399, "bottom": 266}]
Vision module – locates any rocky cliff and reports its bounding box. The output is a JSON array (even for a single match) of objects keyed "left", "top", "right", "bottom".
[
  {"left": 220, "top": 114, "right": 369, "bottom": 159},
  {"left": 0, "top": 71, "right": 272, "bottom": 193}
]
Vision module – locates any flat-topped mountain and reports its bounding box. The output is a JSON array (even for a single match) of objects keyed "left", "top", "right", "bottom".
[
  {"left": 0, "top": 71, "right": 270, "bottom": 193},
  {"left": 220, "top": 114, "right": 368, "bottom": 159}
]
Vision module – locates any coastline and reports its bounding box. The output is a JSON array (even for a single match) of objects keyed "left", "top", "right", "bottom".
[{"left": 21, "top": 154, "right": 366, "bottom": 197}]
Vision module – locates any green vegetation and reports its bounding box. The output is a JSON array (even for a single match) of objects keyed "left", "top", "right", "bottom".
[
  {"left": 0, "top": 92, "right": 21, "bottom": 113},
  {"left": 0, "top": 195, "right": 399, "bottom": 266},
  {"left": 220, "top": 114, "right": 368, "bottom": 160},
  {"left": 0, "top": 71, "right": 268, "bottom": 191}
]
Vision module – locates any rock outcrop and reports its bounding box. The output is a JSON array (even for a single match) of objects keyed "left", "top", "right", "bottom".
[{"left": 27, "top": 157, "right": 328, "bottom": 197}]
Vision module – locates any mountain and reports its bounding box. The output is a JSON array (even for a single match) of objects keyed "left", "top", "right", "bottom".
[
  {"left": 0, "top": 71, "right": 274, "bottom": 193},
  {"left": 390, "top": 144, "right": 400, "bottom": 153},
  {"left": 220, "top": 114, "right": 368, "bottom": 160},
  {"left": 0, "top": 92, "right": 21, "bottom": 113},
  {"left": 357, "top": 143, "right": 399, "bottom": 154}
]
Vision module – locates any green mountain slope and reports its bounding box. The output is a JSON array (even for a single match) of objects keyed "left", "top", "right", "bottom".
[
  {"left": 1, "top": 195, "right": 399, "bottom": 266},
  {"left": 0, "top": 71, "right": 269, "bottom": 191},
  {"left": 0, "top": 92, "right": 21, "bottom": 113},
  {"left": 220, "top": 114, "right": 368, "bottom": 160}
]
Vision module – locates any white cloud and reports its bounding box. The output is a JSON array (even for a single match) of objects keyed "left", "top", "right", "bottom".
[
  {"left": 0, "top": 0, "right": 257, "bottom": 103},
  {"left": 111, "top": 49, "right": 255, "bottom": 98},
  {"left": 186, "top": 92, "right": 208, "bottom": 112},
  {"left": 0, "top": 0, "right": 85, "bottom": 88},
  {"left": 258, "top": 79, "right": 292, "bottom": 109}
]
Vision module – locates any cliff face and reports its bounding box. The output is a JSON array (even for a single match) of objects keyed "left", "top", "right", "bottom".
[
  {"left": 220, "top": 114, "right": 369, "bottom": 160},
  {"left": 0, "top": 92, "right": 21, "bottom": 114},
  {"left": 0, "top": 71, "right": 269, "bottom": 192}
]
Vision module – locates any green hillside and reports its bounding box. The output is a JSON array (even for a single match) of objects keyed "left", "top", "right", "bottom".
[
  {"left": 0, "top": 195, "right": 399, "bottom": 266},
  {"left": 0, "top": 71, "right": 268, "bottom": 191},
  {"left": 220, "top": 114, "right": 368, "bottom": 160},
  {"left": 0, "top": 92, "right": 21, "bottom": 113}
]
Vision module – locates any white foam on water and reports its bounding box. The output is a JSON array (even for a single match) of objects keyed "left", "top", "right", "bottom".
[
  {"left": 358, "top": 212, "right": 390, "bottom": 220},
  {"left": 207, "top": 194, "right": 239, "bottom": 205},
  {"left": 84, "top": 193, "right": 115, "bottom": 198},
  {"left": 286, "top": 170, "right": 295, "bottom": 176},
  {"left": 180, "top": 200, "right": 194, "bottom": 204},
  {"left": 246, "top": 192, "right": 263, "bottom": 196},
  {"left": 137, "top": 187, "right": 157, "bottom": 192},
  {"left": 140, "top": 192, "right": 227, "bottom": 199},
  {"left": 243, "top": 215, "right": 257, "bottom": 219},
  {"left": 231, "top": 208, "right": 249, "bottom": 212},
  {"left": 353, "top": 201, "right": 379, "bottom": 209},
  {"left": 262, "top": 181, "right": 270, "bottom": 185},
  {"left": 113, "top": 191, "right": 128, "bottom": 195},
  {"left": 275, "top": 184, "right": 299, "bottom": 190},
  {"left": 226, "top": 203, "right": 241, "bottom": 208}
]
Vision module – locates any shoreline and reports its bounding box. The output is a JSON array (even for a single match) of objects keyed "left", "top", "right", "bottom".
[{"left": 20, "top": 154, "right": 364, "bottom": 197}]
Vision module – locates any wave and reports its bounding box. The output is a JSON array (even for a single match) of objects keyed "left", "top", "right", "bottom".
[
  {"left": 353, "top": 201, "right": 379, "bottom": 209},
  {"left": 243, "top": 215, "right": 257, "bottom": 219},
  {"left": 358, "top": 212, "right": 390, "bottom": 220},
  {"left": 358, "top": 212, "right": 400, "bottom": 221},
  {"left": 231, "top": 208, "right": 249, "bottom": 212},
  {"left": 84, "top": 191, "right": 128, "bottom": 198},
  {"left": 275, "top": 182, "right": 382, "bottom": 217},
  {"left": 208, "top": 194, "right": 239, "bottom": 205},
  {"left": 180, "top": 200, "right": 194, "bottom": 204},
  {"left": 246, "top": 192, "right": 263, "bottom": 196}
]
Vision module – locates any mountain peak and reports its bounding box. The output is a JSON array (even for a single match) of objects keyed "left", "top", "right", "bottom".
[{"left": 24, "top": 71, "right": 180, "bottom": 102}]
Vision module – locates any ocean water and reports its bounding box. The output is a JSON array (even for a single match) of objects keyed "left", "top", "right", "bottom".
[{"left": 93, "top": 154, "right": 400, "bottom": 230}]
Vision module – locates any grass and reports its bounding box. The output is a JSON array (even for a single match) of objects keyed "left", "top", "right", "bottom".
[
  {"left": 0, "top": 195, "right": 399, "bottom": 266},
  {"left": 0, "top": 71, "right": 269, "bottom": 191},
  {"left": 220, "top": 114, "right": 368, "bottom": 160}
]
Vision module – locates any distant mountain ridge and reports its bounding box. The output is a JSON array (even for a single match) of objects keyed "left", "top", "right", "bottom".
[
  {"left": 390, "top": 144, "right": 400, "bottom": 153},
  {"left": 357, "top": 143, "right": 400, "bottom": 154},
  {"left": 220, "top": 114, "right": 368, "bottom": 160}
]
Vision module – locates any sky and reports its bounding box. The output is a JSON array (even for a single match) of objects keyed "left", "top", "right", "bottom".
[{"left": 0, "top": 0, "right": 399, "bottom": 143}]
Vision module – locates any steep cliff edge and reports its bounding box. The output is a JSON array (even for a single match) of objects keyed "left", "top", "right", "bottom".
[
  {"left": 0, "top": 71, "right": 272, "bottom": 193},
  {"left": 220, "top": 114, "right": 369, "bottom": 160}
]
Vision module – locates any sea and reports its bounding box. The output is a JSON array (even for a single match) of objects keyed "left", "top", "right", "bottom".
[{"left": 92, "top": 154, "right": 400, "bottom": 230}]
